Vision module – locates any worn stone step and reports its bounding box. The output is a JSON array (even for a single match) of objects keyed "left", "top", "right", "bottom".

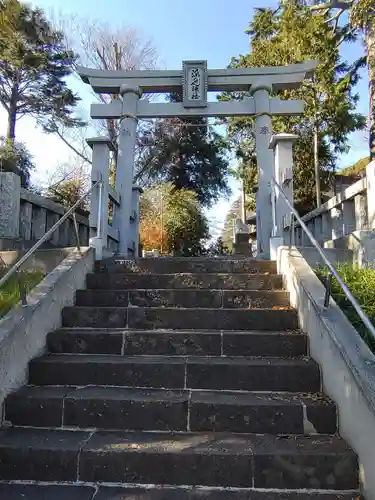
[
  {"left": 28, "top": 355, "right": 320, "bottom": 392},
  {"left": 0, "top": 428, "right": 358, "bottom": 489},
  {"left": 0, "top": 483, "right": 361, "bottom": 499},
  {"left": 48, "top": 328, "right": 307, "bottom": 357},
  {"left": 95, "top": 258, "right": 277, "bottom": 275},
  {"left": 61, "top": 306, "right": 298, "bottom": 331},
  {"left": 76, "top": 289, "right": 290, "bottom": 309},
  {"left": 0, "top": 484, "right": 97, "bottom": 500},
  {"left": 86, "top": 272, "right": 283, "bottom": 291},
  {"left": 5, "top": 386, "right": 337, "bottom": 434}
]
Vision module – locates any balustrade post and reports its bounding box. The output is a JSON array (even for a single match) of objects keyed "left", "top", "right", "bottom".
[
  {"left": 331, "top": 206, "right": 343, "bottom": 240},
  {"left": 268, "top": 133, "right": 298, "bottom": 259},
  {"left": 129, "top": 186, "right": 143, "bottom": 258},
  {"left": 0, "top": 172, "right": 20, "bottom": 240},
  {"left": 87, "top": 137, "right": 113, "bottom": 258},
  {"left": 366, "top": 161, "right": 375, "bottom": 230}
]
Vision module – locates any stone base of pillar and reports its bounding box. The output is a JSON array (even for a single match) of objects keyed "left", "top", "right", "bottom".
[
  {"left": 0, "top": 172, "right": 20, "bottom": 239},
  {"left": 270, "top": 236, "right": 284, "bottom": 261}
]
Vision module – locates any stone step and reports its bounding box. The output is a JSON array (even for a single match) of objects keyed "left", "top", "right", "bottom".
[
  {"left": 28, "top": 355, "right": 320, "bottom": 392},
  {"left": 86, "top": 272, "right": 283, "bottom": 291},
  {"left": 61, "top": 306, "right": 298, "bottom": 330},
  {"left": 5, "top": 386, "right": 337, "bottom": 434},
  {"left": 0, "top": 483, "right": 361, "bottom": 499},
  {"left": 48, "top": 328, "right": 307, "bottom": 357},
  {"left": 95, "top": 258, "right": 277, "bottom": 275},
  {"left": 75, "top": 289, "right": 290, "bottom": 309},
  {"left": 0, "top": 428, "right": 358, "bottom": 489}
]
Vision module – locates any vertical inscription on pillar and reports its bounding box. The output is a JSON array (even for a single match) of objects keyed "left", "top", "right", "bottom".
[{"left": 182, "top": 60, "right": 208, "bottom": 108}]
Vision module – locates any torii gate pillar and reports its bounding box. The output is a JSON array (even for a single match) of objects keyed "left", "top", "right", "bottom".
[
  {"left": 113, "top": 84, "right": 142, "bottom": 255},
  {"left": 250, "top": 82, "right": 274, "bottom": 259}
]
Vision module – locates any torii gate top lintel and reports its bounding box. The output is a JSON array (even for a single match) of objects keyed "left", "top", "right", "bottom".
[{"left": 77, "top": 60, "right": 318, "bottom": 95}]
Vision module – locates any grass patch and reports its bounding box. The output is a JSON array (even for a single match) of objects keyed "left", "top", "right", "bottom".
[
  {"left": 0, "top": 270, "right": 44, "bottom": 318},
  {"left": 316, "top": 263, "right": 375, "bottom": 353}
]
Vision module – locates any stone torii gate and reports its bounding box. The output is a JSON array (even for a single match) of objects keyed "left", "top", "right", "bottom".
[{"left": 78, "top": 60, "right": 317, "bottom": 258}]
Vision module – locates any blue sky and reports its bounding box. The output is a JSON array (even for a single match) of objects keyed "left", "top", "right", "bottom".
[{"left": 1, "top": 0, "right": 370, "bottom": 235}]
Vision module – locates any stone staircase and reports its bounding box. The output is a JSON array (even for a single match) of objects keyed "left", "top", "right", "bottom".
[{"left": 0, "top": 258, "right": 360, "bottom": 499}]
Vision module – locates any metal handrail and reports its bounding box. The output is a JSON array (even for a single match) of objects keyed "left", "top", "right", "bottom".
[
  {"left": 0, "top": 180, "right": 103, "bottom": 291},
  {"left": 271, "top": 177, "right": 375, "bottom": 340}
]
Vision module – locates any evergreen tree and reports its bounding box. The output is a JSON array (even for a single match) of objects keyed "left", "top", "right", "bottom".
[
  {"left": 136, "top": 92, "right": 230, "bottom": 207},
  {"left": 222, "top": 2, "right": 366, "bottom": 213},
  {"left": 0, "top": 136, "right": 34, "bottom": 186},
  {"left": 139, "top": 183, "right": 210, "bottom": 256},
  {"left": 0, "top": 0, "right": 81, "bottom": 141},
  {"left": 310, "top": 0, "right": 374, "bottom": 159}
]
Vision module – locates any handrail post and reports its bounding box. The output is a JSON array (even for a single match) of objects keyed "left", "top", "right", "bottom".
[
  {"left": 289, "top": 213, "right": 295, "bottom": 250},
  {"left": 324, "top": 272, "right": 333, "bottom": 309},
  {"left": 72, "top": 213, "right": 81, "bottom": 253}
]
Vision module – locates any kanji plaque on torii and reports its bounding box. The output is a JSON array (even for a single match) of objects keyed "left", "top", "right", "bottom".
[{"left": 182, "top": 60, "right": 208, "bottom": 108}]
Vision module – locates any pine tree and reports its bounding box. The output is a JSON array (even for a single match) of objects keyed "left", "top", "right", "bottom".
[
  {"left": 222, "top": 2, "right": 366, "bottom": 212},
  {"left": 136, "top": 92, "right": 230, "bottom": 207},
  {"left": 0, "top": 0, "right": 81, "bottom": 141}
]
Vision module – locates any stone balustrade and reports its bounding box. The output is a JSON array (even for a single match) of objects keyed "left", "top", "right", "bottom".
[
  {"left": 275, "top": 161, "right": 375, "bottom": 267},
  {"left": 0, "top": 171, "right": 141, "bottom": 256},
  {"left": 290, "top": 174, "right": 368, "bottom": 247},
  {"left": 19, "top": 188, "right": 90, "bottom": 248}
]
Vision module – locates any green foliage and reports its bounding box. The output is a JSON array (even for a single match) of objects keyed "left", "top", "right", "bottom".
[
  {"left": 0, "top": 136, "right": 34, "bottom": 186},
  {"left": 136, "top": 92, "right": 230, "bottom": 207},
  {"left": 140, "top": 183, "right": 209, "bottom": 256},
  {"left": 0, "top": 0, "right": 82, "bottom": 140},
  {"left": 205, "top": 237, "right": 230, "bottom": 256},
  {"left": 45, "top": 178, "right": 88, "bottom": 210},
  {"left": 350, "top": 0, "right": 375, "bottom": 31},
  {"left": 316, "top": 263, "right": 375, "bottom": 353},
  {"left": 221, "top": 2, "right": 366, "bottom": 212},
  {"left": 221, "top": 196, "right": 242, "bottom": 252},
  {"left": 339, "top": 156, "right": 370, "bottom": 176},
  {"left": 0, "top": 270, "right": 44, "bottom": 318}
]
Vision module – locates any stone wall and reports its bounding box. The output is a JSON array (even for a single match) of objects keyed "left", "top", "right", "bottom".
[
  {"left": 0, "top": 248, "right": 95, "bottom": 424},
  {"left": 278, "top": 246, "right": 375, "bottom": 499}
]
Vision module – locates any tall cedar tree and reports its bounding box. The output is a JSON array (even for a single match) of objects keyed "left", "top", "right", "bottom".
[
  {"left": 0, "top": 0, "right": 81, "bottom": 141},
  {"left": 136, "top": 92, "right": 230, "bottom": 207},
  {"left": 310, "top": 0, "right": 374, "bottom": 159},
  {"left": 221, "top": 2, "right": 366, "bottom": 213}
]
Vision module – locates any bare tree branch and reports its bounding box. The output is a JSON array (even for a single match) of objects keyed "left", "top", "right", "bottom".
[
  {"left": 310, "top": 0, "right": 353, "bottom": 11},
  {"left": 48, "top": 12, "right": 161, "bottom": 171},
  {"left": 53, "top": 126, "right": 92, "bottom": 165}
]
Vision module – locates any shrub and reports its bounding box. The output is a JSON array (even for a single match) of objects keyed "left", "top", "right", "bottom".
[
  {"left": 316, "top": 263, "right": 375, "bottom": 353},
  {"left": 0, "top": 271, "right": 44, "bottom": 318}
]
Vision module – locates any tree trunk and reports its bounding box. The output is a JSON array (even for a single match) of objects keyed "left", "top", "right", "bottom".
[
  {"left": 241, "top": 179, "right": 246, "bottom": 224},
  {"left": 367, "top": 23, "right": 375, "bottom": 161},
  {"left": 6, "top": 106, "right": 16, "bottom": 141},
  {"left": 313, "top": 124, "right": 321, "bottom": 207},
  {"left": 6, "top": 85, "right": 18, "bottom": 141}
]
